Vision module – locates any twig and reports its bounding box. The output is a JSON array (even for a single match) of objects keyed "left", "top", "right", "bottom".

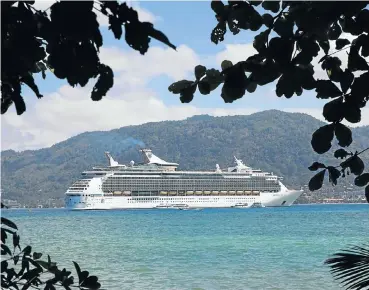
[{"left": 358, "top": 147, "right": 369, "bottom": 155}]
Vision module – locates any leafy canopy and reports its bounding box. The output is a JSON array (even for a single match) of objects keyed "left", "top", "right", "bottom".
[
  {"left": 1, "top": 0, "right": 176, "bottom": 115},
  {"left": 168, "top": 1, "right": 369, "bottom": 202},
  {"left": 1, "top": 203, "right": 102, "bottom": 290}
]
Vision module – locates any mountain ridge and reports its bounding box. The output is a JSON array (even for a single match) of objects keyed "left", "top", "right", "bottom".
[{"left": 2, "top": 110, "right": 368, "bottom": 205}]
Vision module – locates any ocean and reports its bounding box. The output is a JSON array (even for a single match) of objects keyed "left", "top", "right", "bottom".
[{"left": 3, "top": 204, "right": 368, "bottom": 290}]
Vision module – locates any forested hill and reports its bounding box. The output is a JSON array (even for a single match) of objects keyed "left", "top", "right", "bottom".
[{"left": 2, "top": 110, "right": 369, "bottom": 204}]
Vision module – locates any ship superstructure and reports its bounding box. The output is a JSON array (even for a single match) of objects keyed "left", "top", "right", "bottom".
[{"left": 65, "top": 149, "right": 302, "bottom": 210}]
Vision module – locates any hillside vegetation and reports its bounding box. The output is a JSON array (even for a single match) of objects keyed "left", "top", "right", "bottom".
[{"left": 2, "top": 110, "right": 368, "bottom": 204}]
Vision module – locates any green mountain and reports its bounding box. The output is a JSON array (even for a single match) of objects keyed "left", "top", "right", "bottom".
[{"left": 1, "top": 110, "right": 368, "bottom": 204}]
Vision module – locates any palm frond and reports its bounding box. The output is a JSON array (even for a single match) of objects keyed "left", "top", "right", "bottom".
[{"left": 325, "top": 244, "right": 369, "bottom": 290}]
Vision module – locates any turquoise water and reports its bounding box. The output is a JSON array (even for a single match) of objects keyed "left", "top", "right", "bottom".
[{"left": 3, "top": 204, "right": 368, "bottom": 290}]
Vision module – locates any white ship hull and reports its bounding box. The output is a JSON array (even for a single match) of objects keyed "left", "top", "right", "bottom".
[
  {"left": 65, "top": 149, "right": 303, "bottom": 210},
  {"left": 66, "top": 189, "right": 302, "bottom": 210}
]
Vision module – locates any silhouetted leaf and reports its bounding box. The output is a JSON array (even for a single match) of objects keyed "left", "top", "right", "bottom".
[
  {"left": 311, "top": 124, "right": 335, "bottom": 154},
  {"left": 334, "top": 149, "right": 351, "bottom": 159},
  {"left": 108, "top": 16, "right": 122, "bottom": 39},
  {"left": 246, "top": 82, "right": 257, "bottom": 93},
  {"left": 221, "top": 60, "right": 233, "bottom": 71},
  {"left": 318, "top": 40, "right": 330, "bottom": 54},
  {"left": 253, "top": 30, "right": 270, "bottom": 54},
  {"left": 315, "top": 80, "right": 342, "bottom": 99},
  {"left": 262, "top": 1, "right": 280, "bottom": 13},
  {"left": 339, "top": 69, "right": 354, "bottom": 94},
  {"left": 90, "top": 64, "right": 114, "bottom": 101},
  {"left": 323, "top": 97, "right": 344, "bottom": 122},
  {"left": 334, "top": 123, "right": 352, "bottom": 147},
  {"left": 81, "top": 276, "right": 100, "bottom": 289},
  {"left": 211, "top": 21, "right": 226, "bottom": 44},
  {"left": 20, "top": 268, "right": 42, "bottom": 282},
  {"left": 261, "top": 13, "right": 273, "bottom": 28},
  {"left": 335, "top": 38, "right": 350, "bottom": 50},
  {"left": 1, "top": 217, "right": 18, "bottom": 230},
  {"left": 1, "top": 244, "right": 12, "bottom": 256},
  {"left": 308, "top": 162, "right": 326, "bottom": 171},
  {"left": 180, "top": 83, "right": 197, "bottom": 103},
  {"left": 13, "top": 233, "right": 20, "bottom": 250},
  {"left": 198, "top": 79, "right": 211, "bottom": 95},
  {"left": 269, "top": 37, "right": 294, "bottom": 65},
  {"left": 354, "top": 173, "right": 369, "bottom": 187},
  {"left": 274, "top": 16, "right": 294, "bottom": 37},
  {"left": 348, "top": 49, "right": 369, "bottom": 71},
  {"left": 221, "top": 63, "right": 247, "bottom": 102},
  {"left": 325, "top": 244, "right": 369, "bottom": 288},
  {"left": 147, "top": 25, "right": 176, "bottom": 51},
  {"left": 328, "top": 22, "right": 342, "bottom": 40},
  {"left": 344, "top": 103, "right": 361, "bottom": 123},
  {"left": 73, "top": 261, "right": 83, "bottom": 284},
  {"left": 211, "top": 0, "right": 225, "bottom": 15},
  {"left": 341, "top": 155, "right": 365, "bottom": 176},
  {"left": 366, "top": 185, "right": 369, "bottom": 203},
  {"left": 194, "top": 65, "right": 206, "bottom": 80},
  {"left": 327, "top": 166, "right": 341, "bottom": 186},
  {"left": 309, "top": 170, "right": 326, "bottom": 191},
  {"left": 168, "top": 80, "right": 194, "bottom": 94},
  {"left": 23, "top": 245, "right": 32, "bottom": 256},
  {"left": 33, "top": 252, "right": 42, "bottom": 260}
]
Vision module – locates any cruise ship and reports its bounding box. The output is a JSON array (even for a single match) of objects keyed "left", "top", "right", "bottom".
[{"left": 65, "top": 149, "right": 302, "bottom": 210}]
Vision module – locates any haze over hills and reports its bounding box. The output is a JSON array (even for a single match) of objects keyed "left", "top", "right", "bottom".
[{"left": 1, "top": 110, "right": 369, "bottom": 204}]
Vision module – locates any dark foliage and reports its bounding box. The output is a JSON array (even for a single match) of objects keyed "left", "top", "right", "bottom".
[
  {"left": 325, "top": 244, "right": 369, "bottom": 290},
  {"left": 1, "top": 205, "right": 102, "bottom": 290},
  {"left": 168, "top": 1, "right": 369, "bottom": 201},
  {"left": 1, "top": 1, "right": 175, "bottom": 115}
]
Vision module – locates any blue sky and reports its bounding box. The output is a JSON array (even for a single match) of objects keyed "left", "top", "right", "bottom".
[{"left": 1, "top": 1, "right": 367, "bottom": 151}]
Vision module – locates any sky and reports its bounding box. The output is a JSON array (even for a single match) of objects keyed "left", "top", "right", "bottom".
[{"left": 1, "top": 0, "right": 369, "bottom": 152}]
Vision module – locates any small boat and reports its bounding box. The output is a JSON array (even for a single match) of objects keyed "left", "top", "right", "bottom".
[
  {"left": 232, "top": 203, "right": 249, "bottom": 208},
  {"left": 250, "top": 202, "right": 265, "bottom": 208},
  {"left": 179, "top": 207, "right": 203, "bottom": 211}
]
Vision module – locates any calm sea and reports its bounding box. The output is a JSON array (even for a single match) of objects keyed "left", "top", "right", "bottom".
[{"left": 3, "top": 204, "right": 368, "bottom": 290}]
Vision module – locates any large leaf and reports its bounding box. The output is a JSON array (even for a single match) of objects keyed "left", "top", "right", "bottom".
[
  {"left": 1, "top": 217, "right": 18, "bottom": 230},
  {"left": 340, "top": 155, "right": 365, "bottom": 176},
  {"left": 354, "top": 173, "right": 369, "bottom": 187},
  {"left": 308, "top": 162, "right": 326, "bottom": 171},
  {"left": 315, "top": 80, "right": 342, "bottom": 99},
  {"left": 168, "top": 80, "right": 194, "bottom": 94},
  {"left": 325, "top": 244, "right": 369, "bottom": 289},
  {"left": 194, "top": 65, "right": 206, "bottom": 80},
  {"left": 311, "top": 124, "right": 335, "bottom": 154},
  {"left": 180, "top": 83, "right": 197, "bottom": 103},
  {"left": 327, "top": 166, "right": 341, "bottom": 186},
  {"left": 323, "top": 97, "right": 344, "bottom": 123},
  {"left": 335, "top": 38, "right": 350, "bottom": 50},
  {"left": 308, "top": 170, "right": 326, "bottom": 191},
  {"left": 91, "top": 64, "right": 114, "bottom": 101},
  {"left": 334, "top": 123, "right": 352, "bottom": 147}
]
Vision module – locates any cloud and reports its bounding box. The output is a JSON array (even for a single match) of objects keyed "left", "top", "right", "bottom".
[
  {"left": 0, "top": 84, "right": 260, "bottom": 151},
  {"left": 215, "top": 43, "right": 257, "bottom": 65},
  {"left": 100, "top": 45, "right": 199, "bottom": 81},
  {"left": 1, "top": 43, "right": 256, "bottom": 151}
]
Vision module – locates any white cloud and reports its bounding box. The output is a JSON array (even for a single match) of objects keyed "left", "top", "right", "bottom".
[
  {"left": 215, "top": 43, "right": 257, "bottom": 66},
  {"left": 100, "top": 45, "right": 199, "bottom": 81},
  {"left": 1, "top": 43, "right": 254, "bottom": 151}
]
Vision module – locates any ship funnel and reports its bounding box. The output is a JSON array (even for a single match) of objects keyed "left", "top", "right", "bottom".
[{"left": 104, "top": 152, "right": 119, "bottom": 167}]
